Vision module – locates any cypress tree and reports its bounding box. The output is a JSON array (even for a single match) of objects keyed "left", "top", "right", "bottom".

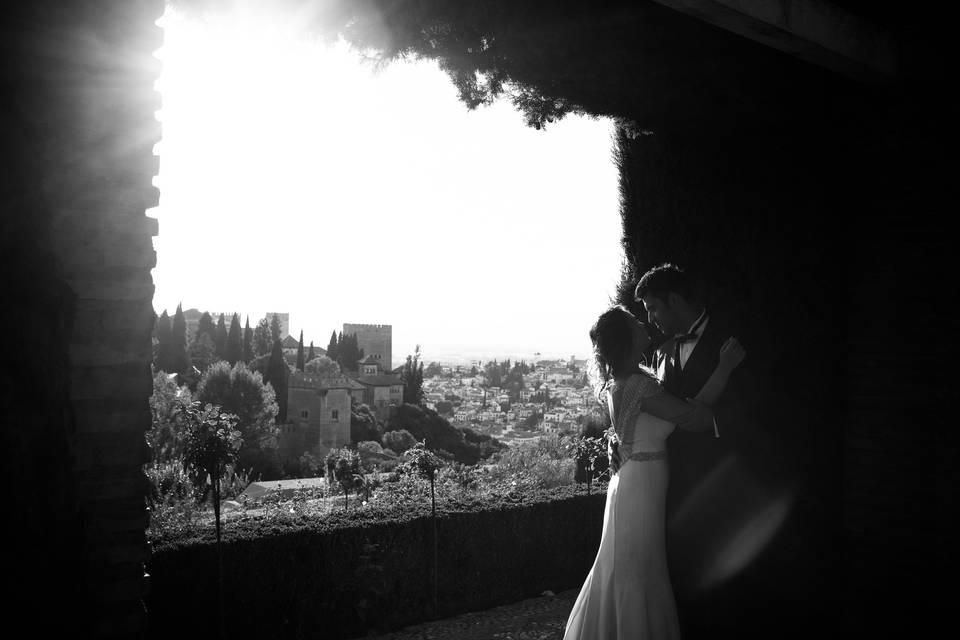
[
  {"left": 155, "top": 310, "right": 173, "bottom": 372},
  {"left": 150, "top": 310, "right": 161, "bottom": 344},
  {"left": 349, "top": 334, "right": 363, "bottom": 372},
  {"left": 270, "top": 314, "right": 282, "bottom": 343},
  {"left": 337, "top": 333, "right": 355, "bottom": 372},
  {"left": 295, "top": 329, "right": 305, "bottom": 371},
  {"left": 171, "top": 303, "right": 191, "bottom": 375},
  {"left": 264, "top": 339, "right": 288, "bottom": 423},
  {"left": 214, "top": 314, "right": 228, "bottom": 360},
  {"left": 226, "top": 314, "right": 243, "bottom": 365},
  {"left": 242, "top": 316, "right": 253, "bottom": 363},
  {"left": 401, "top": 345, "right": 424, "bottom": 405},
  {"left": 307, "top": 341, "right": 315, "bottom": 362},
  {"left": 196, "top": 311, "right": 215, "bottom": 344},
  {"left": 253, "top": 317, "right": 271, "bottom": 357},
  {"left": 326, "top": 330, "right": 339, "bottom": 362}
]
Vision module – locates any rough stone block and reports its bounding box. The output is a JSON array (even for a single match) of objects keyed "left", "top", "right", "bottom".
[
  {"left": 70, "top": 340, "right": 152, "bottom": 368},
  {"left": 70, "top": 363, "right": 153, "bottom": 401},
  {"left": 102, "top": 243, "right": 157, "bottom": 269},
  {"left": 73, "top": 398, "right": 150, "bottom": 435},
  {"left": 69, "top": 277, "right": 155, "bottom": 303}
]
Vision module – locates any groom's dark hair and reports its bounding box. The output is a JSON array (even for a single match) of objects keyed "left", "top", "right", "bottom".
[{"left": 634, "top": 263, "right": 695, "bottom": 303}]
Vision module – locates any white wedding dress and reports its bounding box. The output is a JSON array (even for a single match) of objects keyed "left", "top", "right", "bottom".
[{"left": 564, "top": 373, "right": 681, "bottom": 640}]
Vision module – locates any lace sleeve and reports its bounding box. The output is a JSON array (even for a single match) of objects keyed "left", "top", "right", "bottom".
[
  {"left": 635, "top": 373, "right": 664, "bottom": 400},
  {"left": 615, "top": 374, "right": 660, "bottom": 428}
]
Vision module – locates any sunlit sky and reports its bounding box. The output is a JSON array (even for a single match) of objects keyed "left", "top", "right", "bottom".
[{"left": 151, "top": 4, "right": 623, "bottom": 366}]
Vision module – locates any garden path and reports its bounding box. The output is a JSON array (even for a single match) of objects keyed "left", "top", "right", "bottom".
[{"left": 360, "top": 589, "right": 578, "bottom": 639}]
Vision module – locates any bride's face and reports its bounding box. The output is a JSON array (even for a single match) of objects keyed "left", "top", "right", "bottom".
[{"left": 631, "top": 318, "right": 651, "bottom": 360}]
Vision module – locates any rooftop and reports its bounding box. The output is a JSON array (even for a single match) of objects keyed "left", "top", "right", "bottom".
[
  {"left": 355, "top": 373, "right": 403, "bottom": 387},
  {"left": 290, "top": 372, "right": 365, "bottom": 390}
]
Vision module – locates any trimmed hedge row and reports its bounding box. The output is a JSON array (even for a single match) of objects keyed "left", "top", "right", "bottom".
[{"left": 145, "top": 484, "right": 607, "bottom": 639}]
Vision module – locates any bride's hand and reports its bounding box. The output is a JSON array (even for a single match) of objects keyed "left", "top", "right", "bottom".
[{"left": 719, "top": 337, "right": 746, "bottom": 371}]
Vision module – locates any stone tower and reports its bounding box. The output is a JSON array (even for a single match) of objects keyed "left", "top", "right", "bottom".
[{"left": 343, "top": 323, "right": 392, "bottom": 372}]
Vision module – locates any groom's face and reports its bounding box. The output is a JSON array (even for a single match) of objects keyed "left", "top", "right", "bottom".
[{"left": 641, "top": 294, "right": 682, "bottom": 336}]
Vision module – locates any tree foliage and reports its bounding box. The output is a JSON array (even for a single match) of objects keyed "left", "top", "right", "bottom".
[
  {"left": 264, "top": 339, "right": 288, "bottom": 424},
  {"left": 269, "top": 313, "right": 282, "bottom": 344},
  {"left": 170, "top": 304, "right": 191, "bottom": 375},
  {"left": 214, "top": 314, "right": 228, "bottom": 361},
  {"left": 333, "top": 332, "right": 364, "bottom": 373},
  {"left": 325, "top": 447, "right": 365, "bottom": 509},
  {"left": 252, "top": 317, "right": 272, "bottom": 357},
  {"left": 382, "top": 428, "right": 417, "bottom": 456},
  {"left": 351, "top": 401, "right": 381, "bottom": 445},
  {"left": 305, "top": 355, "right": 341, "bottom": 377},
  {"left": 326, "top": 330, "right": 339, "bottom": 363},
  {"left": 147, "top": 370, "right": 193, "bottom": 462},
  {"left": 188, "top": 333, "right": 217, "bottom": 377},
  {"left": 398, "top": 441, "right": 442, "bottom": 483},
  {"left": 154, "top": 310, "right": 173, "bottom": 373},
  {"left": 243, "top": 316, "right": 253, "bottom": 363},
  {"left": 178, "top": 401, "right": 242, "bottom": 503},
  {"left": 388, "top": 403, "right": 503, "bottom": 465},
  {"left": 225, "top": 313, "right": 243, "bottom": 366},
  {"left": 324, "top": 0, "right": 599, "bottom": 130},
  {"left": 196, "top": 311, "right": 216, "bottom": 345},
  {"left": 295, "top": 329, "right": 305, "bottom": 371},
  {"left": 401, "top": 345, "right": 425, "bottom": 406},
  {"left": 196, "top": 361, "right": 281, "bottom": 480}
]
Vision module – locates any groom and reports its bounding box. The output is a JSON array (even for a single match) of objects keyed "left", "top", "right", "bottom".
[{"left": 612, "top": 263, "right": 747, "bottom": 606}]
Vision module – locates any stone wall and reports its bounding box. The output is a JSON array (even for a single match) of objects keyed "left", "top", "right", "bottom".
[
  {"left": 4, "top": 1, "right": 165, "bottom": 637},
  {"left": 344, "top": 323, "right": 392, "bottom": 371}
]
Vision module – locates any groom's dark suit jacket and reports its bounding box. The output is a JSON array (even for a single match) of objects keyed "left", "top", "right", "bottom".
[{"left": 658, "top": 311, "right": 751, "bottom": 594}]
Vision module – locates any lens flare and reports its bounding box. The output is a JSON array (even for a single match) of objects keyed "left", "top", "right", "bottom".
[{"left": 668, "top": 453, "right": 794, "bottom": 593}]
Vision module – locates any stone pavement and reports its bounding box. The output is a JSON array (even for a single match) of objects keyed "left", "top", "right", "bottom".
[{"left": 360, "top": 589, "right": 579, "bottom": 640}]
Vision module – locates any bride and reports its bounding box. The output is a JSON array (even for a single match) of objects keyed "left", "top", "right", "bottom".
[{"left": 564, "top": 305, "right": 745, "bottom": 640}]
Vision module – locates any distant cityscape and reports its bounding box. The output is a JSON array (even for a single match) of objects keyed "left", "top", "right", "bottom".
[
  {"left": 176, "top": 307, "right": 586, "bottom": 373},
  {"left": 422, "top": 360, "right": 595, "bottom": 440},
  {"left": 165, "top": 308, "right": 597, "bottom": 465}
]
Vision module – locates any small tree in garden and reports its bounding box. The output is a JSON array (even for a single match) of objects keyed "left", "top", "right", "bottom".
[
  {"left": 399, "top": 441, "right": 443, "bottom": 615},
  {"left": 568, "top": 430, "right": 611, "bottom": 495},
  {"left": 178, "top": 401, "right": 242, "bottom": 639},
  {"left": 400, "top": 442, "right": 443, "bottom": 515},
  {"left": 325, "top": 448, "right": 364, "bottom": 510}
]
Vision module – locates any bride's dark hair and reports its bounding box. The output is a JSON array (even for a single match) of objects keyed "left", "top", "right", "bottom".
[{"left": 589, "top": 305, "right": 654, "bottom": 401}]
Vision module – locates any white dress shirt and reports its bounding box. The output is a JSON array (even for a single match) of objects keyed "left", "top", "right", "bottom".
[
  {"left": 676, "top": 310, "right": 720, "bottom": 438},
  {"left": 680, "top": 310, "right": 708, "bottom": 369}
]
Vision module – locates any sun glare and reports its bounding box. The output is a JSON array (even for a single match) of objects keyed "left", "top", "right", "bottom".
[{"left": 151, "top": 5, "right": 622, "bottom": 362}]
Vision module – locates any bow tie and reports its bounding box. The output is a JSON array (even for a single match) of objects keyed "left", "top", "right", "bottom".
[{"left": 675, "top": 332, "right": 699, "bottom": 344}]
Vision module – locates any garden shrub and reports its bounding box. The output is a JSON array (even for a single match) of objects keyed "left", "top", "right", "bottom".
[{"left": 146, "top": 483, "right": 606, "bottom": 640}]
